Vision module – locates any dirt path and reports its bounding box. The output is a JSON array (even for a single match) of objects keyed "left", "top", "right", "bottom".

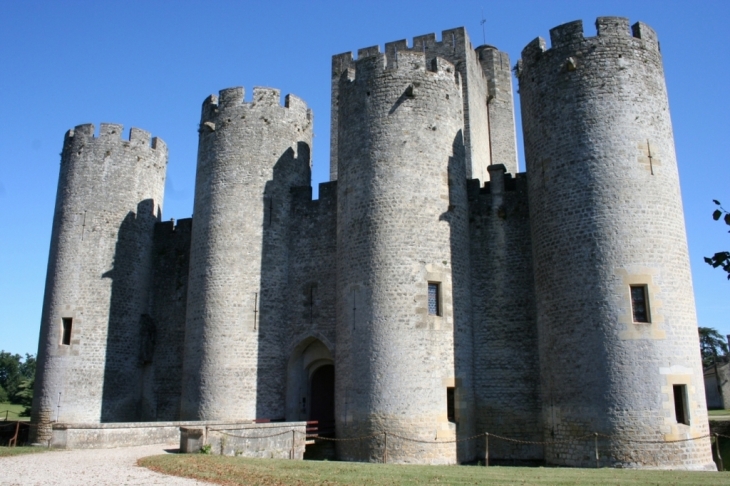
[{"left": 1, "top": 444, "right": 209, "bottom": 485}]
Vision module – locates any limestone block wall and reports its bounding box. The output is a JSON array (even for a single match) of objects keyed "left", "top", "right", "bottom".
[
  {"left": 32, "top": 124, "right": 167, "bottom": 441},
  {"left": 148, "top": 218, "right": 192, "bottom": 421},
  {"left": 469, "top": 168, "right": 541, "bottom": 462},
  {"left": 204, "top": 422, "right": 308, "bottom": 459},
  {"left": 477, "top": 46, "right": 519, "bottom": 174},
  {"left": 181, "top": 87, "right": 312, "bottom": 422},
  {"left": 519, "top": 17, "right": 713, "bottom": 469},
  {"left": 335, "top": 51, "right": 474, "bottom": 464},
  {"left": 331, "top": 28, "right": 493, "bottom": 182},
  {"left": 286, "top": 181, "right": 338, "bottom": 421}
]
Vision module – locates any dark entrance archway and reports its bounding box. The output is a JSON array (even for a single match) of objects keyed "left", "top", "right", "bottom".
[{"left": 309, "top": 364, "right": 335, "bottom": 436}]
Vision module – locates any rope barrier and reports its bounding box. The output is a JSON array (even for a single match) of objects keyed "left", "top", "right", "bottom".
[
  {"left": 300, "top": 432, "right": 380, "bottom": 442},
  {"left": 594, "top": 432, "right": 712, "bottom": 444},
  {"left": 208, "top": 429, "right": 293, "bottom": 440},
  {"left": 0, "top": 410, "right": 24, "bottom": 416},
  {"left": 387, "top": 431, "right": 487, "bottom": 444},
  {"left": 299, "top": 429, "right": 712, "bottom": 447}
]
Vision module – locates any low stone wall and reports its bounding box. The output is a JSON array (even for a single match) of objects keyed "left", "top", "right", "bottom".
[
  {"left": 183, "top": 422, "right": 308, "bottom": 459},
  {"left": 51, "top": 420, "right": 253, "bottom": 449}
]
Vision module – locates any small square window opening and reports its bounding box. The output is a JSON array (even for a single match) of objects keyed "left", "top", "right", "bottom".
[
  {"left": 673, "top": 384, "right": 689, "bottom": 425},
  {"left": 428, "top": 283, "right": 440, "bottom": 316},
  {"left": 61, "top": 318, "right": 73, "bottom": 345},
  {"left": 630, "top": 285, "right": 650, "bottom": 323}
]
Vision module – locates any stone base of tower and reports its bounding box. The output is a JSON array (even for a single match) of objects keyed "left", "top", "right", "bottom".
[
  {"left": 335, "top": 416, "right": 476, "bottom": 464},
  {"left": 544, "top": 427, "right": 716, "bottom": 470}
]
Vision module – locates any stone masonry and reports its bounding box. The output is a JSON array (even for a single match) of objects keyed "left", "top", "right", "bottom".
[{"left": 32, "top": 18, "right": 714, "bottom": 469}]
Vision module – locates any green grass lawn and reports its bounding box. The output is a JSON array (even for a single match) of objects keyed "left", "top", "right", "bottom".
[
  {"left": 139, "top": 454, "right": 729, "bottom": 486},
  {"left": 0, "top": 403, "right": 29, "bottom": 421},
  {"left": 0, "top": 446, "right": 49, "bottom": 457}
]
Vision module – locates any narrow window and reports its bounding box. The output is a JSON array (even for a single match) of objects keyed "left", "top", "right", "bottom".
[
  {"left": 630, "top": 285, "right": 650, "bottom": 323},
  {"left": 446, "top": 387, "right": 455, "bottom": 422},
  {"left": 428, "top": 283, "right": 440, "bottom": 316},
  {"left": 673, "top": 384, "right": 689, "bottom": 425},
  {"left": 61, "top": 318, "right": 73, "bottom": 345}
]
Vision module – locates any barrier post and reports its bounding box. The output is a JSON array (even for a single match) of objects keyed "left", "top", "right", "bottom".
[
  {"left": 594, "top": 432, "right": 599, "bottom": 468},
  {"left": 383, "top": 431, "right": 388, "bottom": 464},
  {"left": 291, "top": 430, "right": 295, "bottom": 460},
  {"left": 715, "top": 434, "right": 724, "bottom": 471},
  {"left": 9, "top": 421, "right": 20, "bottom": 447},
  {"left": 485, "top": 433, "right": 489, "bottom": 467}
]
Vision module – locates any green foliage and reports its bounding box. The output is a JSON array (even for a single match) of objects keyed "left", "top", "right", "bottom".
[
  {"left": 705, "top": 200, "right": 730, "bottom": 279},
  {"left": 0, "top": 351, "right": 36, "bottom": 405},
  {"left": 16, "top": 378, "right": 34, "bottom": 416},
  {"left": 199, "top": 444, "right": 212, "bottom": 454},
  {"left": 700, "top": 327, "right": 729, "bottom": 367}
]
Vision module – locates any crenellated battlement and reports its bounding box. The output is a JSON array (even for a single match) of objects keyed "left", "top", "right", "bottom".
[
  {"left": 339, "top": 50, "right": 460, "bottom": 87},
  {"left": 332, "top": 27, "right": 477, "bottom": 77},
  {"left": 155, "top": 217, "right": 193, "bottom": 237},
  {"left": 63, "top": 123, "right": 166, "bottom": 154},
  {"left": 200, "top": 86, "right": 312, "bottom": 125},
  {"left": 519, "top": 17, "right": 660, "bottom": 67}
]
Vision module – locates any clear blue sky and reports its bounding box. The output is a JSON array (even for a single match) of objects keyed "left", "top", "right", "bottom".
[{"left": 0, "top": 0, "right": 728, "bottom": 356}]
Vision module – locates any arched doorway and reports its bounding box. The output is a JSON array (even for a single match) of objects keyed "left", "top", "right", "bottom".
[
  {"left": 309, "top": 364, "right": 335, "bottom": 435},
  {"left": 286, "top": 337, "right": 334, "bottom": 427}
]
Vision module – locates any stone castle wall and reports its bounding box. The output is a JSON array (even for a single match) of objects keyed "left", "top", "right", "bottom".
[
  {"left": 334, "top": 50, "right": 474, "bottom": 464},
  {"left": 477, "top": 46, "right": 519, "bottom": 174},
  {"left": 30, "top": 18, "right": 712, "bottom": 470},
  {"left": 32, "top": 124, "right": 167, "bottom": 441},
  {"left": 519, "top": 17, "right": 713, "bottom": 468},
  {"left": 469, "top": 168, "right": 542, "bottom": 462},
  {"left": 330, "top": 28, "right": 518, "bottom": 183},
  {"left": 181, "top": 87, "right": 313, "bottom": 421},
  {"left": 148, "top": 218, "right": 192, "bottom": 421},
  {"left": 285, "top": 181, "right": 338, "bottom": 420}
]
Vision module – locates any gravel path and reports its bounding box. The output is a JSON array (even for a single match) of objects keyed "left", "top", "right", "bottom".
[{"left": 1, "top": 444, "right": 210, "bottom": 485}]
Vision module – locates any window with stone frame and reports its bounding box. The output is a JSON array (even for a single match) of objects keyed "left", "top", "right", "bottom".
[
  {"left": 630, "top": 285, "right": 650, "bottom": 323},
  {"left": 428, "top": 283, "right": 440, "bottom": 316}
]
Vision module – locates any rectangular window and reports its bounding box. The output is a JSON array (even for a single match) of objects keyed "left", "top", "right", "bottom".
[
  {"left": 446, "top": 387, "right": 455, "bottom": 422},
  {"left": 428, "top": 283, "right": 440, "bottom": 316},
  {"left": 630, "top": 285, "right": 650, "bottom": 323},
  {"left": 61, "top": 318, "right": 73, "bottom": 345},
  {"left": 673, "top": 384, "right": 689, "bottom": 425}
]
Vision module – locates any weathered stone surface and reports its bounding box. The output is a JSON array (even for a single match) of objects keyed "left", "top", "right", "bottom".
[
  {"left": 32, "top": 124, "right": 167, "bottom": 442},
  {"left": 32, "top": 19, "right": 711, "bottom": 469},
  {"left": 519, "top": 17, "right": 713, "bottom": 469}
]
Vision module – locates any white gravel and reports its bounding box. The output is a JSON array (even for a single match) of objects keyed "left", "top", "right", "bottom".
[{"left": 1, "top": 444, "right": 210, "bottom": 485}]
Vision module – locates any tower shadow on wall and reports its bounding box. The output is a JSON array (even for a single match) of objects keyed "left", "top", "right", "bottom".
[
  {"left": 440, "top": 130, "right": 477, "bottom": 463},
  {"left": 255, "top": 142, "right": 312, "bottom": 421},
  {"left": 100, "top": 199, "right": 159, "bottom": 422}
]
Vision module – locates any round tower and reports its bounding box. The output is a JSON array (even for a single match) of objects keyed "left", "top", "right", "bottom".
[
  {"left": 335, "top": 50, "right": 474, "bottom": 464},
  {"left": 518, "top": 18, "right": 714, "bottom": 469},
  {"left": 31, "top": 123, "right": 167, "bottom": 441},
  {"left": 181, "top": 87, "right": 312, "bottom": 420}
]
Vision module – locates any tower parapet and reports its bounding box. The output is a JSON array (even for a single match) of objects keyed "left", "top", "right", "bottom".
[
  {"left": 181, "top": 86, "right": 312, "bottom": 421},
  {"left": 330, "top": 27, "right": 509, "bottom": 183},
  {"left": 335, "top": 51, "right": 475, "bottom": 464},
  {"left": 32, "top": 124, "right": 167, "bottom": 441},
  {"left": 519, "top": 18, "right": 714, "bottom": 469}
]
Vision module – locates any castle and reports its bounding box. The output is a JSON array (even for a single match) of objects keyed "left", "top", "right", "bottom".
[{"left": 31, "top": 17, "right": 715, "bottom": 469}]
